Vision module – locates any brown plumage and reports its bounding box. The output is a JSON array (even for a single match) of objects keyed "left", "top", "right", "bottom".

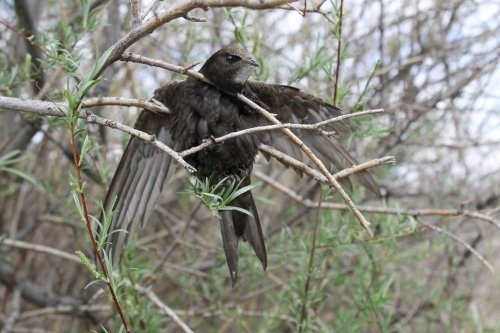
[{"left": 103, "top": 47, "right": 379, "bottom": 286}]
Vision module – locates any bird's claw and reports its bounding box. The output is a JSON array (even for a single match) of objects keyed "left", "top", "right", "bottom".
[{"left": 202, "top": 135, "right": 222, "bottom": 146}]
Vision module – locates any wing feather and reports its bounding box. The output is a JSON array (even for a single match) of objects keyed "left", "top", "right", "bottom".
[
  {"left": 103, "top": 111, "right": 174, "bottom": 263},
  {"left": 246, "top": 80, "right": 379, "bottom": 194}
]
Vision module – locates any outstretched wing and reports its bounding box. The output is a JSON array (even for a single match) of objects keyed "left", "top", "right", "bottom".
[
  {"left": 102, "top": 110, "right": 176, "bottom": 264},
  {"left": 245, "top": 80, "right": 379, "bottom": 194}
]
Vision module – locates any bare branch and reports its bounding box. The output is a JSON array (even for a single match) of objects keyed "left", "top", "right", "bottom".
[
  {"left": 0, "top": 95, "right": 170, "bottom": 116},
  {"left": 130, "top": 0, "right": 141, "bottom": 28},
  {"left": 140, "top": 0, "right": 163, "bottom": 21},
  {"left": 18, "top": 304, "right": 110, "bottom": 320},
  {"left": 255, "top": 171, "right": 500, "bottom": 228},
  {"left": 0, "top": 96, "right": 65, "bottom": 116},
  {"left": 0, "top": 238, "right": 81, "bottom": 263},
  {"left": 179, "top": 109, "right": 384, "bottom": 157},
  {"left": 82, "top": 110, "right": 196, "bottom": 173},
  {"left": 0, "top": 96, "right": 194, "bottom": 173},
  {"left": 258, "top": 145, "right": 395, "bottom": 183},
  {"left": 238, "top": 94, "right": 375, "bottom": 236},
  {"left": 136, "top": 285, "right": 195, "bottom": 333},
  {"left": 82, "top": 96, "right": 170, "bottom": 114},
  {"left": 419, "top": 221, "right": 494, "bottom": 273}
]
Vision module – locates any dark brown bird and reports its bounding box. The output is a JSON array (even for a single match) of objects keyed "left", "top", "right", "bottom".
[{"left": 103, "top": 46, "right": 378, "bottom": 286}]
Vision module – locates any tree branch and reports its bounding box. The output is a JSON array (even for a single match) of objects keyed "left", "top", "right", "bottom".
[
  {"left": 254, "top": 171, "right": 500, "bottom": 228},
  {"left": 136, "top": 285, "right": 194, "bottom": 333},
  {"left": 1, "top": 238, "right": 81, "bottom": 264},
  {"left": 179, "top": 109, "right": 384, "bottom": 157},
  {"left": 258, "top": 145, "right": 395, "bottom": 183},
  {"left": 129, "top": 0, "right": 141, "bottom": 28},
  {"left": 0, "top": 95, "right": 170, "bottom": 117},
  {"left": 82, "top": 110, "right": 196, "bottom": 173}
]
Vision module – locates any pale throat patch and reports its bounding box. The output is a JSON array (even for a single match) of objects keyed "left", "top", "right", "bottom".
[{"left": 232, "top": 66, "right": 256, "bottom": 85}]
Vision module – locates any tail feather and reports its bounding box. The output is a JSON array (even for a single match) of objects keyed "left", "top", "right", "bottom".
[
  {"left": 241, "top": 194, "right": 267, "bottom": 270},
  {"left": 219, "top": 191, "right": 267, "bottom": 287},
  {"left": 219, "top": 211, "right": 240, "bottom": 286}
]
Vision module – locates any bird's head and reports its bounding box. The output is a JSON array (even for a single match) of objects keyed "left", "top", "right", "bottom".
[{"left": 199, "top": 47, "right": 259, "bottom": 93}]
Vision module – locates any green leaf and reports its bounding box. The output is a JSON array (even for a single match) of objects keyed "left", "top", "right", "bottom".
[
  {"left": 0, "top": 150, "right": 24, "bottom": 166},
  {"left": 79, "top": 135, "right": 91, "bottom": 166},
  {"left": 224, "top": 184, "right": 255, "bottom": 203},
  {"left": 0, "top": 167, "right": 37, "bottom": 185},
  {"left": 23, "top": 54, "right": 32, "bottom": 78},
  {"left": 219, "top": 205, "right": 254, "bottom": 217}
]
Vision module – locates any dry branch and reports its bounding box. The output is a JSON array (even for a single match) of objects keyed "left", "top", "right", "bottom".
[
  {"left": 255, "top": 171, "right": 500, "bottom": 227},
  {"left": 0, "top": 238, "right": 81, "bottom": 263},
  {"left": 0, "top": 95, "right": 169, "bottom": 116},
  {"left": 136, "top": 285, "right": 195, "bottom": 333}
]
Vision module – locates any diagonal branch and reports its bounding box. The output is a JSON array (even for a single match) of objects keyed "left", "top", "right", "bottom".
[
  {"left": 82, "top": 110, "right": 196, "bottom": 173},
  {"left": 136, "top": 285, "right": 194, "bottom": 333},
  {"left": 239, "top": 94, "right": 374, "bottom": 235},
  {"left": 419, "top": 221, "right": 494, "bottom": 273},
  {"left": 258, "top": 145, "right": 395, "bottom": 183}
]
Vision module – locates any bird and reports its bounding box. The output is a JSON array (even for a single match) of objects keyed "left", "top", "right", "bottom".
[{"left": 102, "top": 46, "right": 379, "bottom": 286}]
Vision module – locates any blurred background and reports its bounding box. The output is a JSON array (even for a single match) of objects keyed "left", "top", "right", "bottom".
[{"left": 1, "top": 0, "right": 499, "bottom": 332}]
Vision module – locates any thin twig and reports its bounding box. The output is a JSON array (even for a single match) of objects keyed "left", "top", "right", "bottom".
[
  {"left": 140, "top": 0, "right": 163, "bottom": 21},
  {"left": 0, "top": 238, "right": 80, "bottom": 263},
  {"left": 419, "top": 221, "right": 494, "bottom": 273},
  {"left": 0, "top": 19, "right": 49, "bottom": 56},
  {"left": 17, "top": 304, "right": 110, "bottom": 320},
  {"left": 136, "top": 285, "right": 194, "bottom": 333},
  {"left": 69, "top": 114, "right": 131, "bottom": 333},
  {"left": 179, "top": 109, "right": 384, "bottom": 157},
  {"left": 129, "top": 0, "right": 141, "bottom": 28},
  {"left": 298, "top": 187, "right": 323, "bottom": 333},
  {"left": 258, "top": 145, "right": 395, "bottom": 183},
  {"left": 255, "top": 171, "right": 500, "bottom": 228},
  {"left": 333, "top": 0, "right": 344, "bottom": 105},
  {"left": 82, "top": 110, "right": 196, "bottom": 173}
]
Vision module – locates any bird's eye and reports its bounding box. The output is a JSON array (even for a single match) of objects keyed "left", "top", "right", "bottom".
[{"left": 225, "top": 54, "right": 241, "bottom": 63}]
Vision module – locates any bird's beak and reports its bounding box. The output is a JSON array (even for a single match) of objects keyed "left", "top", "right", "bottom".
[{"left": 244, "top": 59, "right": 259, "bottom": 68}]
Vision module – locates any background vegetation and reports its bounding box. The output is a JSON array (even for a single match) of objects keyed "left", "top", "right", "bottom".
[{"left": 1, "top": 0, "right": 499, "bottom": 332}]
